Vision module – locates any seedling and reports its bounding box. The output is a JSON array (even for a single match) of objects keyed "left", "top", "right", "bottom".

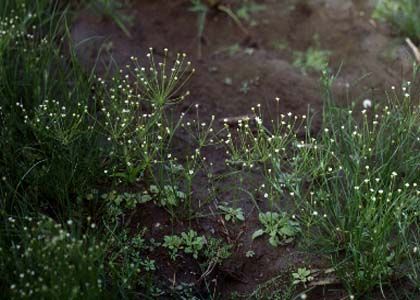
[
  {"left": 218, "top": 204, "right": 245, "bottom": 223},
  {"left": 240, "top": 81, "right": 250, "bottom": 94},
  {"left": 102, "top": 191, "right": 152, "bottom": 209},
  {"left": 163, "top": 235, "right": 184, "bottom": 260},
  {"left": 292, "top": 268, "right": 314, "bottom": 287},
  {"left": 149, "top": 184, "right": 186, "bottom": 208},
  {"left": 252, "top": 212, "right": 300, "bottom": 247},
  {"left": 163, "top": 230, "right": 205, "bottom": 260},
  {"left": 181, "top": 230, "right": 205, "bottom": 259}
]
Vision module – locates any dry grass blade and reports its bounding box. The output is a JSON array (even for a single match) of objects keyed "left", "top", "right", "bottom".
[{"left": 406, "top": 37, "right": 420, "bottom": 63}]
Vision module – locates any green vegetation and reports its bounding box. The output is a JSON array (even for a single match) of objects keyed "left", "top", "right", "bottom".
[
  {"left": 0, "top": 0, "right": 419, "bottom": 299},
  {"left": 293, "top": 36, "right": 330, "bottom": 74},
  {"left": 292, "top": 268, "right": 314, "bottom": 287},
  {"left": 293, "top": 47, "right": 330, "bottom": 74},
  {"left": 163, "top": 230, "right": 206, "bottom": 260},
  {"left": 189, "top": 0, "right": 263, "bottom": 57},
  {"left": 218, "top": 204, "right": 245, "bottom": 223},
  {"left": 89, "top": 0, "right": 133, "bottom": 37},
  {"left": 252, "top": 212, "right": 300, "bottom": 247},
  {"left": 224, "top": 70, "right": 420, "bottom": 297},
  {"left": 374, "top": 0, "right": 420, "bottom": 42},
  {"left": 0, "top": 215, "right": 107, "bottom": 299}
]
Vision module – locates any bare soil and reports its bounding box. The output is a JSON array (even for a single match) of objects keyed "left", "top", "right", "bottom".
[{"left": 71, "top": 0, "right": 418, "bottom": 298}]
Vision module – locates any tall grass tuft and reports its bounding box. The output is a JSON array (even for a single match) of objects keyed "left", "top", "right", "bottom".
[{"left": 225, "top": 70, "right": 420, "bottom": 297}]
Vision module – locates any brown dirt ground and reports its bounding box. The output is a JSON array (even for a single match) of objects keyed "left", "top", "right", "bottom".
[{"left": 71, "top": 0, "right": 418, "bottom": 299}]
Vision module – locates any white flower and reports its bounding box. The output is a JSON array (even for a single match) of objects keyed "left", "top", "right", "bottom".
[{"left": 362, "top": 99, "right": 372, "bottom": 108}]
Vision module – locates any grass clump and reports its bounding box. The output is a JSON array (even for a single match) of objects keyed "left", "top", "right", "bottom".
[
  {"left": 374, "top": 0, "right": 420, "bottom": 42},
  {"left": 0, "top": 1, "right": 196, "bottom": 297},
  {"left": 0, "top": 0, "right": 102, "bottom": 210},
  {"left": 294, "top": 74, "right": 420, "bottom": 296},
  {"left": 0, "top": 215, "right": 107, "bottom": 299},
  {"left": 96, "top": 49, "right": 194, "bottom": 184},
  {"left": 225, "top": 70, "right": 420, "bottom": 297}
]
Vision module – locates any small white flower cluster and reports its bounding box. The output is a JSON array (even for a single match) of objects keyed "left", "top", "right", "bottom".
[
  {"left": 24, "top": 99, "right": 89, "bottom": 145},
  {"left": 95, "top": 49, "right": 194, "bottom": 182},
  {"left": 5, "top": 215, "right": 104, "bottom": 299},
  {"left": 223, "top": 98, "right": 307, "bottom": 170},
  {"left": 129, "top": 48, "right": 194, "bottom": 105}
]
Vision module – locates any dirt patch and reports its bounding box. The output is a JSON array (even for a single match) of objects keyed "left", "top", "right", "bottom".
[{"left": 71, "top": 0, "right": 418, "bottom": 298}]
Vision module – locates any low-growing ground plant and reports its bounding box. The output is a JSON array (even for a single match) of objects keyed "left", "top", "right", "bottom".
[
  {"left": 163, "top": 235, "right": 184, "bottom": 260},
  {"left": 162, "top": 230, "right": 232, "bottom": 281},
  {"left": 292, "top": 267, "right": 314, "bottom": 287},
  {"left": 163, "top": 230, "right": 205, "bottom": 259},
  {"left": 218, "top": 203, "right": 245, "bottom": 223},
  {"left": 252, "top": 211, "right": 300, "bottom": 247},
  {"left": 181, "top": 230, "right": 206, "bottom": 259},
  {"left": 106, "top": 227, "right": 159, "bottom": 296}
]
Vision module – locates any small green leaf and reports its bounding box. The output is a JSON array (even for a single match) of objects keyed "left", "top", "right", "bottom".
[
  {"left": 280, "top": 224, "right": 297, "bottom": 237},
  {"left": 236, "top": 212, "right": 245, "bottom": 221},
  {"left": 140, "top": 194, "right": 152, "bottom": 203},
  {"left": 252, "top": 229, "right": 264, "bottom": 240},
  {"left": 149, "top": 185, "right": 159, "bottom": 194}
]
